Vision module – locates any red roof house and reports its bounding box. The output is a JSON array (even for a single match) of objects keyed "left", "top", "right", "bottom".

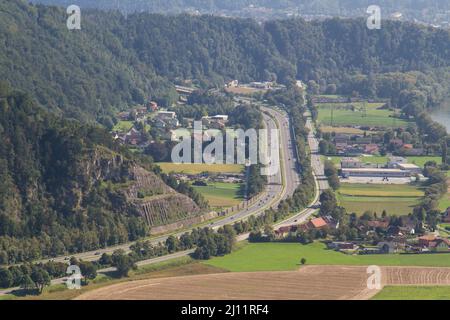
[{"left": 307, "top": 217, "right": 328, "bottom": 229}]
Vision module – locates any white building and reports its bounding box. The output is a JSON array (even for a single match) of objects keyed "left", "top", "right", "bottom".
[
  {"left": 396, "top": 163, "right": 421, "bottom": 174},
  {"left": 156, "top": 111, "right": 176, "bottom": 119},
  {"left": 341, "top": 168, "right": 410, "bottom": 178}
]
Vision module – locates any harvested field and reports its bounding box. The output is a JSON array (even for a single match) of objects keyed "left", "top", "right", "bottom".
[
  {"left": 75, "top": 265, "right": 450, "bottom": 300},
  {"left": 382, "top": 266, "right": 450, "bottom": 285},
  {"left": 76, "top": 266, "right": 376, "bottom": 300}
]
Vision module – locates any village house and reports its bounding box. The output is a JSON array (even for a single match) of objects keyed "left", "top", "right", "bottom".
[
  {"left": 202, "top": 115, "right": 228, "bottom": 130},
  {"left": 377, "top": 236, "right": 407, "bottom": 253},
  {"left": 112, "top": 131, "right": 126, "bottom": 144},
  {"left": 377, "top": 242, "right": 397, "bottom": 254},
  {"left": 403, "top": 143, "right": 413, "bottom": 150},
  {"left": 135, "top": 106, "right": 148, "bottom": 117},
  {"left": 396, "top": 163, "right": 421, "bottom": 174},
  {"left": 364, "top": 144, "right": 379, "bottom": 154},
  {"left": 327, "top": 241, "right": 358, "bottom": 251},
  {"left": 274, "top": 226, "right": 295, "bottom": 238},
  {"left": 117, "top": 111, "right": 131, "bottom": 121},
  {"left": 387, "top": 225, "right": 415, "bottom": 237},
  {"left": 298, "top": 216, "right": 338, "bottom": 232},
  {"left": 367, "top": 219, "right": 390, "bottom": 230},
  {"left": 147, "top": 101, "right": 159, "bottom": 112},
  {"left": 429, "top": 238, "right": 450, "bottom": 252},
  {"left": 124, "top": 127, "right": 144, "bottom": 146},
  {"left": 307, "top": 217, "right": 328, "bottom": 229},
  {"left": 153, "top": 118, "right": 167, "bottom": 129},
  {"left": 414, "top": 235, "right": 450, "bottom": 252},
  {"left": 154, "top": 111, "right": 179, "bottom": 128},
  {"left": 226, "top": 80, "right": 239, "bottom": 88},
  {"left": 390, "top": 138, "right": 404, "bottom": 148},
  {"left": 156, "top": 111, "right": 176, "bottom": 120},
  {"left": 418, "top": 235, "right": 438, "bottom": 247}
]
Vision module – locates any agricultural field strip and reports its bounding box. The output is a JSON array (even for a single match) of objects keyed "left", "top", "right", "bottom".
[{"left": 75, "top": 265, "right": 450, "bottom": 300}]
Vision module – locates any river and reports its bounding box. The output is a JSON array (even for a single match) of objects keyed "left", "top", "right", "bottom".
[{"left": 431, "top": 107, "right": 450, "bottom": 132}]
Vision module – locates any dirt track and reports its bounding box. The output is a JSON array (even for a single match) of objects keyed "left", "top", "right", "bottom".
[{"left": 75, "top": 265, "right": 450, "bottom": 300}]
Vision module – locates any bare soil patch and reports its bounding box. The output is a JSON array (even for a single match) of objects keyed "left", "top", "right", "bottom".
[{"left": 76, "top": 265, "right": 450, "bottom": 300}]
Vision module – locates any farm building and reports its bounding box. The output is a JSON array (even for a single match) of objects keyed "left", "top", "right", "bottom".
[
  {"left": 327, "top": 242, "right": 358, "bottom": 251},
  {"left": 156, "top": 111, "right": 177, "bottom": 119},
  {"left": 396, "top": 163, "right": 421, "bottom": 174},
  {"left": 341, "top": 168, "right": 410, "bottom": 178},
  {"left": 418, "top": 235, "right": 438, "bottom": 247},
  {"left": 429, "top": 239, "right": 450, "bottom": 252}
]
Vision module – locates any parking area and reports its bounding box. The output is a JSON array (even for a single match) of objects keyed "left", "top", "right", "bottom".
[{"left": 340, "top": 177, "right": 413, "bottom": 184}]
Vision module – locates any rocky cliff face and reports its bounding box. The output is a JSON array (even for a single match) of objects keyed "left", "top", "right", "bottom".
[{"left": 81, "top": 147, "right": 203, "bottom": 229}]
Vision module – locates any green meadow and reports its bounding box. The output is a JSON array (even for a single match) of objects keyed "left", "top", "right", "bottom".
[
  {"left": 372, "top": 286, "right": 450, "bottom": 300},
  {"left": 193, "top": 182, "right": 243, "bottom": 208},
  {"left": 337, "top": 183, "right": 423, "bottom": 216},
  {"left": 317, "top": 102, "right": 410, "bottom": 128},
  {"left": 204, "top": 242, "right": 450, "bottom": 272},
  {"left": 113, "top": 120, "right": 134, "bottom": 132},
  {"left": 323, "top": 156, "right": 442, "bottom": 168}
]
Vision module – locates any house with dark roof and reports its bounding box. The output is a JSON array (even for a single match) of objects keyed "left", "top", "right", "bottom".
[{"left": 429, "top": 238, "right": 450, "bottom": 252}]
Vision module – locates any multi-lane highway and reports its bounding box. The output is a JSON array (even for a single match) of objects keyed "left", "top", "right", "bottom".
[
  {"left": 262, "top": 106, "right": 301, "bottom": 201},
  {"left": 274, "top": 111, "right": 329, "bottom": 227},
  {"left": 27, "top": 104, "right": 297, "bottom": 266},
  {"left": 0, "top": 99, "right": 328, "bottom": 296}
]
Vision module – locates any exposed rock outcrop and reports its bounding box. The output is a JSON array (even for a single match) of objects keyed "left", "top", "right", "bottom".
[{"left": 81, "top": 147, "right": 205, "bottom": 230}]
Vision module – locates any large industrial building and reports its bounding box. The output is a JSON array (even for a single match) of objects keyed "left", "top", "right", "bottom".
[{"left": 341, "top": 168, "right": 411, "bottom": 178}]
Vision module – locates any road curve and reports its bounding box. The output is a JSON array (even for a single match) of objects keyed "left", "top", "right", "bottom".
[
  {"left": 0, "top": 104, "right": 312, "bottom": 296},
  {"left": 13, "top": 106, "right": 293, "bottom": 266}
]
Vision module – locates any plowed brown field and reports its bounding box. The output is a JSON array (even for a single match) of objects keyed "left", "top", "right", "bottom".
[{"left": 75, "top": 265, "right": 450, "bottom": 300}]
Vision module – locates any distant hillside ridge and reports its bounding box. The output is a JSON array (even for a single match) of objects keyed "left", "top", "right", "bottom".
[{"left": 2, "top": 0, "right": 450, "bottom": 124}]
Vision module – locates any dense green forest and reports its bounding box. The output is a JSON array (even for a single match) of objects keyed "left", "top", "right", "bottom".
[
  {"left": 3, "top": 0, "right": 450, "bottom": 124},
  {"left": 2, "top": 0, "right": 450, "bottom": 265},
  {"left": 0, "top": 0, "right": 177, "bottom": 123},
  {"left": 33, "top": 0, "right": 450, "bottom": 18},
  {"left": 0, "top": 82, "right": 205, "bottom": 264}
]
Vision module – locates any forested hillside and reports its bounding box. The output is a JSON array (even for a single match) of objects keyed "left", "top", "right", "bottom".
[
  {"left": 0, "top": 83, "right": 205, "bottom": 264},
  {"left": 33, "top": 0, "right": 450, "bottom": 16},
  {"left": 2, "top": 0, "right": 450, "bottom": 124},
  {"left": 0, "top": 0, "right": 177, "bottom": 123}
]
